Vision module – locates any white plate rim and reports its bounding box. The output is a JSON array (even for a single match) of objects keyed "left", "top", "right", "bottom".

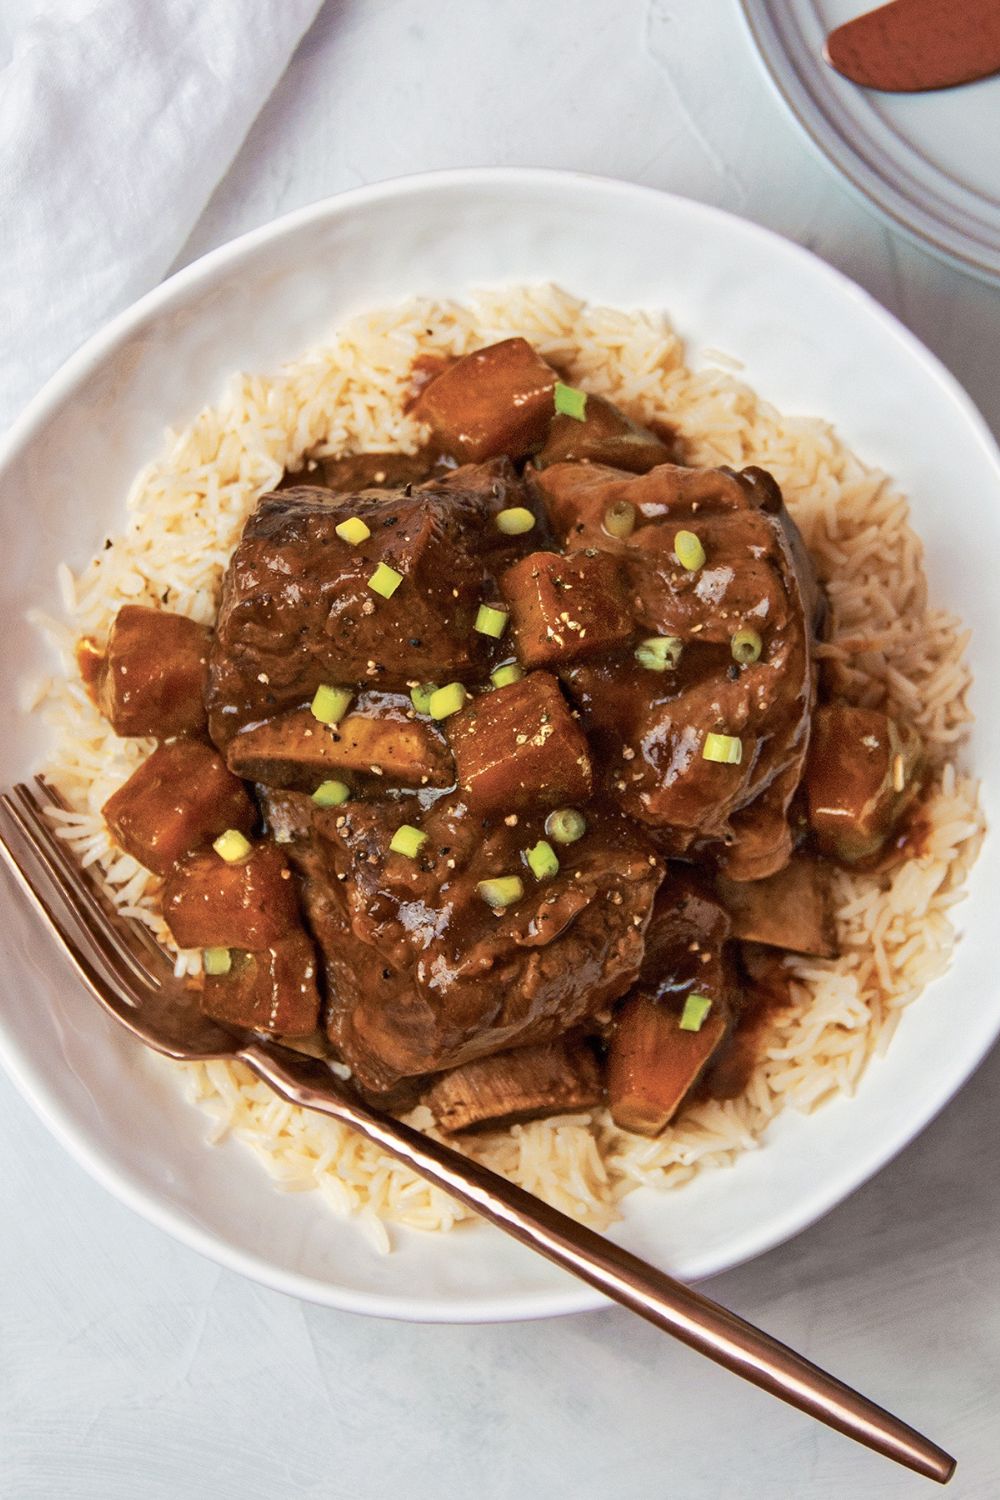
[{"left": 0, "top": 166, "right": 998, "bottom": 1322}]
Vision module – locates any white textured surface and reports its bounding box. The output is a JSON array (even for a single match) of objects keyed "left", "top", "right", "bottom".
[{"left": 3, "top": 1, "right": 1000, "bottom": 1495}]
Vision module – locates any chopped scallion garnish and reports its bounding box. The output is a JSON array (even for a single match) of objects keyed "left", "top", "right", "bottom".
[
  {"left": 474, "top": 604, "right": 509, "bottom": 639},
  {"left": 367, "top": 561, "right": 404, "bottom": 598},
  {"left": 544, "top": 807, "right": 587, "bottom": 844},
  {"left": 603, "top": 500, "right": 636, "bottom": 540},
  {"left": 635, "top": 635, "right": 683, "bottom": 672},
  {"left": 525, "top": 839, "right": 560, "bottom": 881},
  {"left": 892, "top": 752, "right": 906, "bottom": 794},
  {"left": 731, "top": 627, "right": 763, "bottom": 664},
  {"left": 311, "top": 684, "right": 353, "bottom": 726},
  {"left": 490, "top": 663, "right": 524, "bottom": 689},
  {"left": 312, "top": 779, "right": 350, "bottom": 807},
  {"left": 429, "top": 682, "right": 468, "bottom": 720},
  {"left": 203, "top": 947, "right": 231, "bottom": 976},
  {"left": 477, "top": 875, "right": 524, "bottom": 909},
  {"left": 554, "top": 381, "right": 588, "bottom": 421},
  {"left": 496, "top": 506, "right": 536, "bottom": 536},
  {"left": 389, "top": 824, "right": 428, "bottom": 859},
  {"left": 702, "top": 732, "right": 742, "bottom": 765},
  {"left": 409, "top": 682, "right": 438, "bottom": 715},
  {"left": 213, "top": 829, "right": 252, "bottom": 864},
  {"left": 335, "top": 516, "right": 371, "bottom": 547},
  {"left": 674, "top": 529, "right": 706, "bottom": 572},
  {"left": 679, "top": 993, "right": 712, "bottom": 1032}
]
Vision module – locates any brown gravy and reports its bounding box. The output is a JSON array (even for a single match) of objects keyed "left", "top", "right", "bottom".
[
  {"left": 75, "top": 637, "right": 103, "bottom": 704},
  {"left": 698, "top": 944, "right": 798, "bottom": 1101},
  {"left": 404, "top": 353, "right": 454, "bottom": 413}
]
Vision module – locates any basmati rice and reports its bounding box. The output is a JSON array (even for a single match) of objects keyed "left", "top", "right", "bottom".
[{"left": 31, "top": 285, "right": 983, "bottom": 1241}]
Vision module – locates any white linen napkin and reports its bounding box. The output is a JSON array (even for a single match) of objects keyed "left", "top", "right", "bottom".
[{"left": 0, "top": 0, "right": 323, "bottom": 436}]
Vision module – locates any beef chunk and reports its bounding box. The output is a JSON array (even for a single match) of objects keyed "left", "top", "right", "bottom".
[
  {"left": 500, "top": 550, "right": 634, "bottom": 668},
  {"left": 637, "top": 878, "right": 734, "bottom": 1004},
  {"left": 162, "top": 843, "right": 300, "bottom": 950},
  {"left": 536, "top": 393, "right": 676, "bottom": 474},
  {"left": 98, "top": 605, "right": 210, "bottom": 738},
  {"left": 200, "top": 931, "right": 320, "bottom": 1035},
  {"left": 699, "top": 943, "right": 794, "bottom": 1101},
  {"left": 719, "top": 759, "right": 802, "bottom": 884},
  {"left": 533, "top": 460, "right": 729, "bottom": 550},
  {"left": 803, "top": 704, "right": 922, "bottom": 864},
  {"left": 607, "top": 877, "right": 735, "bottom": 1136},
  {"left": 424, "top": 1037, "right": 603, "bottom": 1133},
  {"left": 263, "top": 790, "right": 662, "bottom": 1093},
  {"left": 565, "top": 658, "right": 762, "bottom": 848},
  {"left": 607, "top": 995, "right": 728, "bottom": 1136},
  {"left": 226, "top": 699, "right": 454, "bottom": 792},
  {"left": 716, "top": 854, "right": 837, "bottom": 958},
  {"left": 413, "top": 338, "right": 557, "bottom": 461},
  {"left": 206, "top": 462, "right": 534, "bottom": 743},
  {"left": 551, "top": 463, "right": 817, "bottom": 876},
  {"left": 102, "top": 739, "right": 256, "bottom": 876},
  {"left": 445, "top": 671, "right": 591, "bottom": 813},
  {"left": 279, "top": 450, "right": 435, "bottom": 494},
  {"left": 624, "top": 483, "right": 796, "bottom": 645},
  {"left": 76, "top": 637, "right": 104, "bottom": 701}
]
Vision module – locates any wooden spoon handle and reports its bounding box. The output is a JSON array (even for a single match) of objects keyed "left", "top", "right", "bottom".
[{"left": 825, "top": 0, "right": 1000, "bottom": 92}]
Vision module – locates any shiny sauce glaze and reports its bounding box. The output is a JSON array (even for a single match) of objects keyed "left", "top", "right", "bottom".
[{"left": 84, "top": 336, "right": 928, "bottom": 1136}]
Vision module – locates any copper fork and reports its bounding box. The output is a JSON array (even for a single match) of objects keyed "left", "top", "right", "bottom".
[{"left": 0, "top": 777, "right": 955, "bottom": 1485}]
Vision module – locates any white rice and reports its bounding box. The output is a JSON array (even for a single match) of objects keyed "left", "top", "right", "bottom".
[{"left": 30, "top": 285, "right": 983, "bottom": 1241}]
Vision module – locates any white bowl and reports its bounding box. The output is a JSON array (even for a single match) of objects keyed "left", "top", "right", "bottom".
[{"left": 1, "top": 169, "right": 997, "bottom": 1322}]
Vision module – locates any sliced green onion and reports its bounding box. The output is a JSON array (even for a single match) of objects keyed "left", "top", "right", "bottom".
[
  {"left": 335, "top": 515, "right": 371, "bottom": 546},
  {"left": 679, "top": 993, "right": 712, "bottom": 1032},
  {"left": 312, "top": 779, "right": 350, "bottom": 807},
  {"left": 474, "top": 604, "right": 509, "bottom": 639},
  {"left": 429, "top": 682, "right": 469, "bottom": 720},
  {"left": 495, "top": 506, "right": 536, "bottom": 536},
  {"left": 490, "top": 663, "right": 524, "bottom": 689},
  {"left": 203, "top": 947, "right": 231, "bottom": 976},
  {"left": 892, "top": 752, "right": 906, "bottom": 795},
  {"left": 674, "top": 529, "right": 706, "bottom": 571},
  {"left": 477, "top": 875, "right": 525, "bottom": 909},
  {"left": 554, "top": 381, "right": 588, "bottom": 421},
  {"left": 213, "top": 829, "right": 252, "bottom": 864},
  {"left": 544, "top": 807, "right": 587, "bottom": 845},
  {"left": 409, "top": 682, "right": 438, "bottom": 715},
  {"left": 367, "top": 561, "right": 403, "bottom": 598},
  {"left": 526, "top": 839, "right": 560, "bottom": 881},
  {"left": 731, "top": 627, "right": 763, "bottom": 664},
  {"left": 310, "top": 684, "right": 353, "bottom": 726},
  {"left": 603, "top": 500, "right": 636, "bottom": 540},
  {"left": 635, "top": 635, "right": 683, "bottom": 672},
  {"left": 702, "top": 732, "right": 743, "bottom": 765},
  {"left": 389, "top": 824, "right": 428, "bottom": 859}
]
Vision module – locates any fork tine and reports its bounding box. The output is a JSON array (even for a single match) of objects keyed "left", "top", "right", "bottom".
[
  {"left": 0, "top": 800, "right": 147, "bottom": 1028},
  {"left": 1, "top": 791, "right": 236, "bottom": 1063},
  {"left": 32, "top": 775, "right": 170, "bottom": 973},
  {"left": 1, "top": 788, "right": 167, "bottom": 1004},
  {"left": 10, "top": 782, "right": 170, "bottom": 991}
]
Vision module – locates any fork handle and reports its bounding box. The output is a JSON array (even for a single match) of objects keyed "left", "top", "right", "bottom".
[{"left": 241, "top": 1042, "right": 954, "bottom": 1483}]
